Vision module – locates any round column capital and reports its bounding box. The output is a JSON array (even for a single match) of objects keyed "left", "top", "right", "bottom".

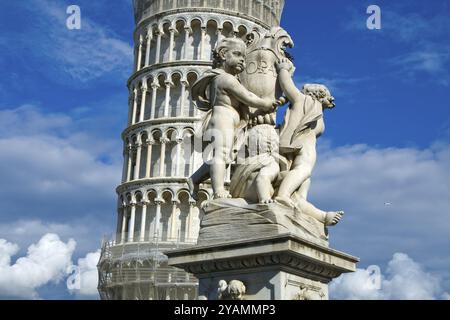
[
  {"left": 189, "top": 199, "right": 197, "bottom": 207},
  {"left": 129, "top": 202, "right": 138, "bottom": 208},
  {"left": 164, "top": 80, "right": 174, "bottom": 88},
  {"left": 140, "top": 200, "right": 150, "bottom": 207},
  {"left": 159, "top": 137, "right": 170, "bottom": 144}
]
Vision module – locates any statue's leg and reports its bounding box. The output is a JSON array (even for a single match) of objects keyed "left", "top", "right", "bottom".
[
  {"left": 293, "top": 178, "right": 311, "bottom": 201},
  {"left": 188, "top": 163, "right": 210, "bottom": 200},
  {"left": 210, "top": 134, "right": 233, "bottom": 199},
  {"left": 256, "top": 160, "right": 279, "bottom": 203},
  {"left": 293, "top": 180, "right": 343, "bottom": 226},
  {"left": 295, "top": 197, "right": 343, "bottom": 226},
  {"left": 276, "top": 133, "right": 317, "bottom": 203}
]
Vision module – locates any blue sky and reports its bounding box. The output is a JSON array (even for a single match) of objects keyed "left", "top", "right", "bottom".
[{"left": 0, "top": 0, "right": 449, "bottom": 299}]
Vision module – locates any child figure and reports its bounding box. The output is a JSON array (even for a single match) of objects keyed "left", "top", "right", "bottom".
[
  {"left": 188, "top": 38, "right": 278, "bottom": 200},
  {"left": 229, "top": 123, "right": 288, "bottom": 204},
  {"left": 275, "top": 59, "right": 343, "bottom": 226}
]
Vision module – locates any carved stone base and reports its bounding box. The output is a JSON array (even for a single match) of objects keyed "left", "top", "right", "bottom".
[
  {"left": 198, "top": 199, "right": 329, "bottom": 247},
  {"left": 166, "top": 234, "right": 359, "bottom": 300}
]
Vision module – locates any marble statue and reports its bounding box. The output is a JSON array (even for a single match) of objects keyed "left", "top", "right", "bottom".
[
  {"left": 189, "top": 27, "right": 343, "bottom": 238},
  {"left": 187, "top": 37, "right": 280, "bottom": 200},
  {"left": 169, "top": 26, "right": 359, "bottom": 302}
]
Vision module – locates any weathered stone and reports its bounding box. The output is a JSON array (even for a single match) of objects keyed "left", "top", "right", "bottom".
[
  {"left": 166, "top": 234, "right": 359, "bottom": 300},
  {"left": 197, "top": 199, "right": 328, "bottom": 247}
]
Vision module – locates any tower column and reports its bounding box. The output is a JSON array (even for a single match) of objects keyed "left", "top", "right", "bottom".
[
  {"left": 187, "top": 200, "right": 196, "bottom": 241},
  {"left": 175, "top": 137, "right": 183, "bottom": 177},
  {"left": 150, "top": 82, "right": 159, "bottom": 119},
  {"left": 127, "top": 95, "right": 133, "bottom": 125},
  {"left": 128, "top": 202, "right": 137, "bottom": 242},
  {"left": 145, "top": 138, "right": 154, "bottom": 178},
  {"left": 163, "top": 80, "right": 173, "bottom": 118},
  {"left": 131, "top": 88, "right": 139, "bottom": 125},
  {"left": 126, "top": 144, "right": 133, "bottom": 182},
  {"left": 134, "top": 142, "right": 142, "bottom": 180},
  {"left": 183, "top": 27, "right": 192, "bottom": 60},
  {"left": 116, "top": 206, "right": 122, "bottom": 242},
  {"left": 144, "top": 28, "right": 153, "bottom": 67},
  {"left": 122, "top": 146, "right": 129, "bottom": 183},
  {"left": 159, "top": 138, "right": 169, "bottom": 177},
  {"left": 120, "top": 205, "right": 127, "bottom": 244},
  {"left": 139, "top": 201, "right": 149, "bottom": 242},
  {"left": 217, "top": 27, "right": 224, "bottom": 43},
  {"left": 139, "top": 80, "right": 148, "bottom": 122},
  {"left": 155, "top": 30, "right": 162, "bottom": 64},
  {"left": 153, "top": 198, "right": 164, "bottom": 239},
  {"left": 139, "top": 78, "right": 148, "bottom": 122},
  {"left": 190, "top": 143, "right": 197, "bottom": 175},
  {"left": 180, "top": 79, "right": 188, "bottom": 117},
  {"left": 200, "top": 26, "right": 207, "bottom": 60},
  {"left": 168, "top": 27, "right": 177, "bottom": 62},
  {"left": 169, "top": 200, "right": 180, "bottom": 241},
  {"left": 136, "top": 35, "right": 144, "bottom": 71}
]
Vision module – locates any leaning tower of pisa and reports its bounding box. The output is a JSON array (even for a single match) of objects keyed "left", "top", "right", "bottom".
[{"left": 97, "top": 0, "right": 285, "bottom": 300}]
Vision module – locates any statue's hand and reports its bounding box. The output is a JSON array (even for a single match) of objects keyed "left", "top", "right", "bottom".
[
  {"left": 275, "top": 96, "right": 288, "bottom": 106},
  {"left": 276, "top": 58, "right": 294, "bottom": 73},
  {"left": 262, "top": 97, "right": 277, "bottom": 111}
]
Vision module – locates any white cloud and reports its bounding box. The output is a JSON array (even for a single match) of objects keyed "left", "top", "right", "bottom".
[
  {"left": 12, "top": 0, "right": 133, "bottom": 83},
  {"left": 0, "top": 105, "right": 121, "bottom": 224},
  {"left": 344, "top": 4, "right": 450, "bottom": 84},
  {"left": 69, "top": 250, "right": 101, "bottom": 298},
  {"left": 310, "top": 141, "right": 450, "bottom": 295},
  {"left": 0, "top": 234, "right": 76, "bottom": 299},
  {"left": 0, "top": 220, "right": 102, "bottom": 256},
  {"left": 0, "top": 105, "right": 117, "bottom": 299},
  {"left": 330, "top": 253, "right": 449, "bottom": 300}
]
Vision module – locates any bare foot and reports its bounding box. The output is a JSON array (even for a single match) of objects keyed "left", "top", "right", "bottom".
[
  {"left": 324, "top": 211, "right": 344, "bottom": 226},
  {"left": 275, "top": 195, "right": 295, "bottom": 208},
  {"left": 187, "top": 177, "right": 199, "bottom": 201},
  {"left": 260, "top": 199, "right": 275, "bottom": 204},
  {"left": 213, "top": 190, "right": 232, "bottom": 200}
]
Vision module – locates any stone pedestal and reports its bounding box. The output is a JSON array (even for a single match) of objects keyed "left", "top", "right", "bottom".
[
  {"left": 166, "top": 200, "right": 359, "bottom": 300},
  {"left": 167, "top": 234, "right": 358, "bottom": 300}
]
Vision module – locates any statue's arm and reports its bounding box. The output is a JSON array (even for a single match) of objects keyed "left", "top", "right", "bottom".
[
  {"left": 278, "top": 69, "right": 301, "bottom": 103},
  {"left": 224, "top": 76, "right": 274, "bottom": 111}
]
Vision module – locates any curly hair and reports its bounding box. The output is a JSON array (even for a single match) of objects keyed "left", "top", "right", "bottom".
[
  {"left": 212, "top": 38, "right": 247, "bottom": 69},
  {"left": 301, "top": 83, "right": 332, "bottom": 104}
]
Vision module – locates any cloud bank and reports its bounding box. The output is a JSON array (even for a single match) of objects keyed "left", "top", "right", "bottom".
[
  {"left": 0, "top": 234, "right": 76, "bottom": 299},
  {"left": 0, "top": 234, "right": 100, "bottom": 299},
  {"left": 330, "top": 253, "right": 449, "bottom": 300}
]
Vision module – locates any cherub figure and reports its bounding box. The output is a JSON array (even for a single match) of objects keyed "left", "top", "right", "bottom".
[
  {"left": 275, "top": 59, "right": 343, "bottom": 226},
  {"left": 187, "top": 38, "right": 279, "bottom": 200},
  {"left": 229, "top": 123, "right": 288, "bottom": 204}
]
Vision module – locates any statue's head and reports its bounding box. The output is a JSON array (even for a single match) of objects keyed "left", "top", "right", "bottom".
[
  {"left": 212, "top": 38, "right": 247, "bottom": 75},
  {"left": 228, "top": 280, "right": 246, "bottom": 300},
  {"left": 301, "top": 84, "right": 335, "bottom": 109}
]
